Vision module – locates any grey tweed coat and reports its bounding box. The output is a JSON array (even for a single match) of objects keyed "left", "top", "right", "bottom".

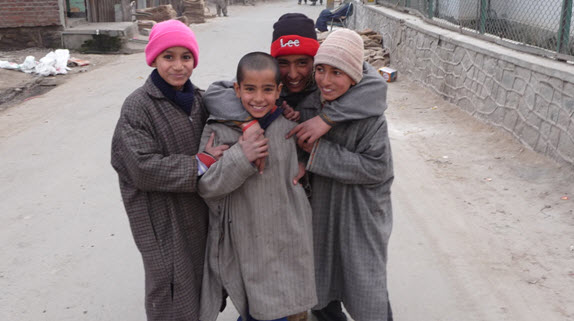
[
  {"left": 198, "top": 116, "right": 317, "bottom": 321},
  {"left": 299, "top": 77, "right": 394, "bottom": 321},
  {"left": 111, "top": 76, "right": 208, "bottom": 321}
]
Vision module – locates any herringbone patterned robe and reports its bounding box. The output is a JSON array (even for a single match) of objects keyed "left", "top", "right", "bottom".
[{"left": 111, "top": 76, "right": 208, "bottom": 321}]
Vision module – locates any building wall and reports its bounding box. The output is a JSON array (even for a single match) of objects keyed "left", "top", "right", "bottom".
[
  {"left": 351, "top": 2, "right": 574, "bottom": 169},
  {"left": 436, "top": 0, "right": 564, "bottom": 30},
  {"left": 437, "top": 0, "right": 479, "bottom": 21},
  {"left": 489, "top": 0, "right": 563, "bottom": 31},
  {"left": 0, "top": 0, "right": 62, "bottom": 28}
]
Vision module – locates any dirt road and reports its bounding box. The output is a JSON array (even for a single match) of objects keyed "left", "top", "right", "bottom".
[{"left": 1, "top": 1, "right": 573, "bottom": 321}]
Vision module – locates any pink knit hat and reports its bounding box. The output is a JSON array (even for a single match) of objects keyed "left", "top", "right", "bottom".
[
  {"left": 314, "top": 29, "right": 364, "bottom": 84},
  {"left": 145, "top": 20, "right": 199, "bottom": 68}
]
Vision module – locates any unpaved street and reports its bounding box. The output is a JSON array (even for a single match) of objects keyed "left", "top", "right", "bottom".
[{"left": 1, "top": 1, "right": 573, "bottom": 321}]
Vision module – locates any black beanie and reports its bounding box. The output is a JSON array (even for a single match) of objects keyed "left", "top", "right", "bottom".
[
  {"left": 272, "top": 13, "right": 318, "bottom": 42},
  {"left": 270, "top": 13, "right": 320, "bottom": 57}
]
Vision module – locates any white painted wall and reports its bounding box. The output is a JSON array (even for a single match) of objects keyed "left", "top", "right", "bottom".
[
  {"left": 437, "top": 0, "right": 568, "bottom": 32},
  {"left": 490, "top": 0, "right": 563, "bottom": 31},
  {"left": 437, "top": 0, "right": 480, "bottom": 21}
]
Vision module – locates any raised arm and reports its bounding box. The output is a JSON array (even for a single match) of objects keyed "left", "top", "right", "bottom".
[
  {"left": 305, "top": 115, "right": 393, "bottom": 186},
  {"left": 320, "top": 62, "right": 388, "bottom": 124},
  {"left": 288, "top": 62, "right": 388, "bottom": 144},
  {"left": 204, "top": 80, "right": 252, "bottom": 122},
  {"left": 198, "top": 125, "right": 268, "bottom": 200}
]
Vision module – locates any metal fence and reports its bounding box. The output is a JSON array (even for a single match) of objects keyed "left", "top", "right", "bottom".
[{"left": 376, "top": 0, "right": 574, "bottom": 61}]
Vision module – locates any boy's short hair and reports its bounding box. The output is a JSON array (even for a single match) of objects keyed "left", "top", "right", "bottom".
[{"left": 236, "top": 52, "right": 281, "bottom": 85}]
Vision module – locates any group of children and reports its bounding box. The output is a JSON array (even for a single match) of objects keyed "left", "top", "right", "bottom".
[{"left": 111, "top": 12, "right": 394, "bottom": 321}]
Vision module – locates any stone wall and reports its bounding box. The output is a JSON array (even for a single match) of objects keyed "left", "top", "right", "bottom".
[{"left": 349, "top": 2, "right": 574, "bottom": 169}]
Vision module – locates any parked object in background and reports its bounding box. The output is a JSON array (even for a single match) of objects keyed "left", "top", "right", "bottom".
[{"left": 315, "top": 2, "right": 353, "bottom": 32}]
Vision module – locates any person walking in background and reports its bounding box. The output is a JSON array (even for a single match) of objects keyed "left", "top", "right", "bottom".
[
  {"left": 215, "top": 0, "right": 228, "bottom": 17},
  {"left": 110, "top": 20, "right": 228, "bottom": 321}
]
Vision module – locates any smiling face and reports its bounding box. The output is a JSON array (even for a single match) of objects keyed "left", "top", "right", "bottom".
[
  {"left": 276, "top": 54, "right": 314, "bottom": 93},
  {"left": 151, "top": 46, "right": 195, "bottom": 90},
  {"left": 234, "top": 68, "right": 282, "bottom": 119},
  {"left": 314, "top": 63, "right": 356, "bottom": 102}
]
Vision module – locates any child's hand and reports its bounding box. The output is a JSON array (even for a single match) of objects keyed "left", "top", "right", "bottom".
[
  {"left": 297, "top": 139, "right": 315, "bottom": 154},
  {"left": 242, "top": 120, "right": 262, "bottom": 140},
  {"left": 292, "top": 162, "right": 306, "bottom": 185},
  {"left": 282, "top": 101, "right": 300, "bottom": 122},
  {"left": 239, "top": 129, "right": 269, "bottom": 163},
  {"left": 242, "top": 122, "right": 266, "bottom": 173},
  {"left": 286, "top": 115, "right": 331, "bottom": 145},
  {"left": 205, "top": 132, "right": 229, "bottom": 160},
  {"left": 253, "top": 157, "right": 266, "bottom": 174}
]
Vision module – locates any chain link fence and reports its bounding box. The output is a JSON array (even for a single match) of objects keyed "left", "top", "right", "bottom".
[{"left": 376, "top": 0, "right": 574, "bottom": 61}]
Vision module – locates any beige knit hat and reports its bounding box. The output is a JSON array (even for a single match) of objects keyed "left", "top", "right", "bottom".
[{"left": 314, "top": 29, "right": 364, "bottom": 84}]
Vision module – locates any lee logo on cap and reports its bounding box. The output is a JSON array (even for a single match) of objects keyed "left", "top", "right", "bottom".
[{"left": 280, "top": 39, "right": 300, "bottom": 48}]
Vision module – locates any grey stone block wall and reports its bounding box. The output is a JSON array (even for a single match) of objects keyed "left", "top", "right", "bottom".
[{"left": 349, "top": 2, "right": 574, "bottom": 169}]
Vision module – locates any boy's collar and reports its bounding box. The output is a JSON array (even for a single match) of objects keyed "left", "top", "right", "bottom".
[{"left": 257, "top": 105, "right": 283, "bottom": 130}]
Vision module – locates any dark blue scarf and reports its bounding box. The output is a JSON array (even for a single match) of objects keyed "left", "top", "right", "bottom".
[
  {"left": 258, "top": 106, "right": 284, "bottom": 130},
  {"left": 151, "top": 69, "right": 195, "bottom": 115}
]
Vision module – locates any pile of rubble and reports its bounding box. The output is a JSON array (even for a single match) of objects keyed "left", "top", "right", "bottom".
[
  {"left": 134, "top": 5, "right": 180, "bottom": 34},
  {"left": 134, "top": 5, "right": 182, "bottom": 23},
  {"left": 133, "top": 3, "right": 209, "bottom": 35},
  {"left": 358, "top": 29, "right": 390, "bottom": 69},
  {"left": 317, "top": 28, "right": 390, "bottom": 69},
  {"left": 183, "top": 0, "right": 207, "bottom": 24}
]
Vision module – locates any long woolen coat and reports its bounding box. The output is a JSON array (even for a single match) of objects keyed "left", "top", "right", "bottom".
[
  {"left": 111, "top": 76, "right": 209, "bottom": 321},
  {"left": 198, "top": 116, "right": 317, "bottom": 321},
  {"left": 299, "top": 71, "right": 394, "bottom": 321}
]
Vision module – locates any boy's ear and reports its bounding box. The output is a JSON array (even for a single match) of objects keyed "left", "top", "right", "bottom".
[
  {"left": 233, "top": 82, "right": 241, "bottom": 98},
  {"left": 276, "top": 83, "right": 283, "bottom": 98}
]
